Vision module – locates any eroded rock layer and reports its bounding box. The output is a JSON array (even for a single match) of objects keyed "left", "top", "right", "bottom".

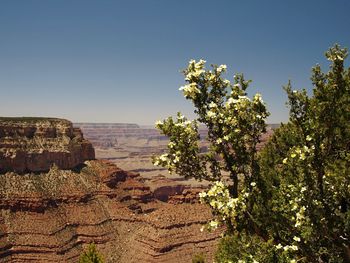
[
  {"left": 0, "top": 160, "right": 220, "bottom": 262},
  {"left": 0, "top": 118, "right": 220, "bottom": 262},
  {"left": 0, "top": 118, "right": 95, "bottom": 173}
]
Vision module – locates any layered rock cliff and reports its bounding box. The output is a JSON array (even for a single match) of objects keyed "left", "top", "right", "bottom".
[
  {"left": 0, "top": 118, "right": 220, "bottom": 262},
  {"left": 0, "top": 161, "right": 220, "bottom": 263},
  {"left": 0, "top": 117, "right": 95, "bottom": 173}
]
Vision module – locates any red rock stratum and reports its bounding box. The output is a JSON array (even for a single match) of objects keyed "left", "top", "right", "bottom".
[
  {"left": 0, "top": 118, "right": 220, "bottom": 262},
  {"left": 0, "top": 117, "right": 95, "bottom": 174}
]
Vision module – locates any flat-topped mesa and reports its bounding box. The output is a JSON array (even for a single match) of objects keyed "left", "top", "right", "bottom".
[{"left": 0, "top": 117, "right": 95, "bottom": 174}]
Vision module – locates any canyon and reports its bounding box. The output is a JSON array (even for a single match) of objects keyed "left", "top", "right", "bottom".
[{"left": 0, "top": 118, "right": 222, "bottom": 263}]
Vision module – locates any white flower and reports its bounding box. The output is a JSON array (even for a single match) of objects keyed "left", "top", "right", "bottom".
[
  {"left": 159, "top": 154, "right": 168, "bottom": 162},
  {"left": 227, "top": 97, "right": 239, "bottom": 105},
  {"left": 275, "top": 243, "right": 283, "bottom": 250},
  {"left": 293, "top": 236, "right": 301, "bottom": 242},
  {"left": 337, "top": 55, "right": 344, "bottom": 61},
  {"left": 290, "top": 245, "right": 298, "bottom": 251},
  {"left": 253, "top": 93, "right": 263, "bottom": 102},
  {"left": 168, "top": 142, "right": 175, "bottom": 148},
  {"left": 199, "top": 191, "right": 207, "bottom": 198},
  {"left": 209, "top": 220, "right": 219, "bottom": 229},
  {"left": 207, "top": 110, "right": 216, "bottom": 118},
  {"left": 173, "top": 155, "right": 180, "bottom": 163},
  {"left": 216, "top": 64, "right": 227, "bottom": 73},
  {"left": 250, "top": 182, "right": 256, "bottom": 187},
  {"left": 180, "top": 83, "right": 201, "bottom": 98},
  {"left": 155, "top": 120, "right": 163, "bottom": 126},
  {"left": 195, "top": 59, "right": 206, "bottom": 69},
  {"left": 209, "top": 101, "right": 217, "bottom": 108}
]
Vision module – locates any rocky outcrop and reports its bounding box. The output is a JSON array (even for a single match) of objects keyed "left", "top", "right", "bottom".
[
  {"left": 168, "top": 188, "right": 204, "bottom": 204},
  {"left": 0, "top": 118, "right": 220, "bottom": 262},
  {"left": 0, "top": 118, "right": 95, "bottom": 173},
  {"left": 0, "top": 160, "right": 221, "bottom": 263}
]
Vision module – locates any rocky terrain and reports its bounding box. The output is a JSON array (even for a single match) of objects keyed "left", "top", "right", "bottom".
[
  {"left": 0, "top": 160, "right": 220, "bottom": 263},
  {"left": 0, "top": 118, "right": 95, "bottom": 174},
  {"left": 0, "top": 118, "right": 221, "bottom": 263},
  {"left": 76, "top": 122, "right": 275, "bottom": 181}
]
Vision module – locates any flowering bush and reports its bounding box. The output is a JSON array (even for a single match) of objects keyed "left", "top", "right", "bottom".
[{"left": 153, "top": 45, "right": 350, "bottom": 262}]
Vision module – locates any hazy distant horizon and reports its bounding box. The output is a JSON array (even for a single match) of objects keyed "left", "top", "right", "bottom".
[
  {"left": 1, "top": 0, "right": 349, "bottom": 125},
  {"left": 0, "top": 115, "right": 284, "bottom": 127}
]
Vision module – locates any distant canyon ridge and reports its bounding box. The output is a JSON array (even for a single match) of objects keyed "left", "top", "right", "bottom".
[{"left": 75, "top": 122, "right": 276, "bottom": 177}]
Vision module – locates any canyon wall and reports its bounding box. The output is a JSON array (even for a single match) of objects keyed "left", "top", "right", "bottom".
[
  {"left": 0, "top": 118, "right": 95, "bottom": 173},
  {"left": 0, "top": 118, "right": 221, "bottom": 262},
  {"left": 0, "top": 160, "right": 220, "bottom": 263}
]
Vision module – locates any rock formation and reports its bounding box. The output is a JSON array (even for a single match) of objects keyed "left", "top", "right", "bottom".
[
  {"left": 0, "top": 160, "right": 220, "bottom": 263},
  {"left": 0, "top": 118, "right": 221, "bottom": 262},
  {"left": 0, "top": 118, "right": 95, "bottom": 173}
]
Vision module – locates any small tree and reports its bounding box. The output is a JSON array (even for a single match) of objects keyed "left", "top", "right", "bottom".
[
  {"left": 79, "top": 243, "right": 104, "bottom": 263},
  {"left": 154, "top": 45, "right": 350, "bottom": 262},
  {"left": 153, "top": 60, "right": 269, "bottom": 231}
]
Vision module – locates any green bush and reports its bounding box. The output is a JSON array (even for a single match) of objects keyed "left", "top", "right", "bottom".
[
  {"left": 192, "top": 252, "right": 206, "bottom": 263},
  {"left": 79, "top": 243, "right": 104, "bottom": 263},
  {"left": 154, "top": 44, "right": 350, "bottom": 262}
]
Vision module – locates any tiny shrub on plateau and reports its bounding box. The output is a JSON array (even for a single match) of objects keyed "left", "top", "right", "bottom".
[
  {"left": 192, "top": 253, "right": 206, "bottom": 263},
  {"left": 154, "top": 44, "right": 350, "bottom": 262},
  {"left": 79, "top": 243, "right": 104, "bottom": 263}
]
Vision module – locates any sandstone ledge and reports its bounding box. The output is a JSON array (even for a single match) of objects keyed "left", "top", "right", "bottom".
[{"left": 0, "top": 117, "right": 95, "bottom": 173}]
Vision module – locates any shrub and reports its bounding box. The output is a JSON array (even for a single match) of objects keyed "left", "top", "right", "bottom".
[
  {"left": 154, "top": 44, "right": 350, "bottom": 262},
  {"left": 79, "top": 243, "right": 104, "bottom": 263},
  {"left": 192, "top": 252, "right": 206, "bottom": 263}
]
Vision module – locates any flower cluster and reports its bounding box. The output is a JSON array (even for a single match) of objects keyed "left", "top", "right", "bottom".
[
  {"left": 179, "top": 83, "right": 201, "bottom": 99},
  {"left": 282, "top": 144, "right": 314, "bottom": 164},
  {"left": 185, "top": 59, "right": 206, "bottom": 80},
  {"left": 152, "top": 112, "right": 208, "bottom": 180},
  {"left": 199, "top": 181, "right": 249, "bottom": 231}
]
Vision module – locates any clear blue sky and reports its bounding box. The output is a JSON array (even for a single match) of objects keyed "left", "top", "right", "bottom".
[{"left": 0, "top": 0, "right": 349, "bottom": 125}]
